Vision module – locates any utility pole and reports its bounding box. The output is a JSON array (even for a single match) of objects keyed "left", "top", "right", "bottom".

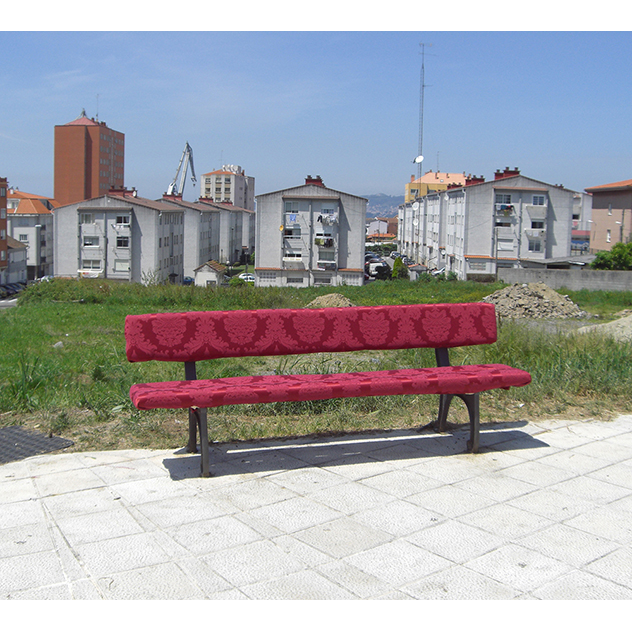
[{"left": 417, "top": 43, "right": 432, "bottom": 182}]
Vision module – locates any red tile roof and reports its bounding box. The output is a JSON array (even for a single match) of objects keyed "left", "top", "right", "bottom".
[
  {"left": 585, "top": 179, "right": 632, "bottom": 192},
  {"left": 63, "top": 114, "right": 100, "bottom": 126}
]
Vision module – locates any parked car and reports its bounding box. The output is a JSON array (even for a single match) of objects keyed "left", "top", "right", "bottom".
[
  {"left": 365, "top": 252, "right": 378, "bottom": 261},
  {"left": 1, "top": 285, "right": 17, "bottom": 296},
  {"left": 182, "top": 276, "right": 194, "bottom": 286},
  {"left": 238, "top": 273, "right": 255, "bottom": 283},
  {"left": 0, "top": 287, "right": 8, "bottom": 299},
  {"left": 390, "top": 251, "right": 402, "bottom": 260}
]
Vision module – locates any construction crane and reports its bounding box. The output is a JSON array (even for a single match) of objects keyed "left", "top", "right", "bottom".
[{"left": 167, "top": 142, "right": 197, "bottom": 196}]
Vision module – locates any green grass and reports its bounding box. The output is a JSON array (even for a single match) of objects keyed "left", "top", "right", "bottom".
[{"left": 1, "top": 277, "right": 631, "bottom": 452}]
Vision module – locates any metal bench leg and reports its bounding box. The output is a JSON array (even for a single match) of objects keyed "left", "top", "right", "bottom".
[
  {"left": 458, "top": 393, "right": 480, "bottom": 453},
  {"left": 187, "top": 408, "right": 198, "bottom": 453},
  {"left": 436, "top": 394, "right": 454, "bottom": 432},
  {"left": 197, "top": 408, "right": 211, "bottom": 478}
]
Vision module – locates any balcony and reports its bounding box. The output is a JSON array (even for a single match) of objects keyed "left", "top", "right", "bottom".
[
  {"left": 525, "top": 228, "right": 546, "bottom": 239},
  {"left": 495, "top": 203, "right": 515, "bottom": 214}
]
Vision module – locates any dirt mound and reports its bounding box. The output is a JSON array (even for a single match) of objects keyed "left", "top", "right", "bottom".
[
  {"left": 305, "top": 293, "right": 355, "bottom": 308},
  {"left": 576, "top": 314, "right": 632, "bottom": 343},
  {"left": 482, "top": 282, "right": 590, "bottom": 319}
]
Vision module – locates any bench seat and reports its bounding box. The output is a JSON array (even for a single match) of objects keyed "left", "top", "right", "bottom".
[{"left": 130, "top": 364, "right": 531, "bottom": 411}]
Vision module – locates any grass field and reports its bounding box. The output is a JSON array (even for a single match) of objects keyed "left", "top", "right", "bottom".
[{"left": 1, "top": 277, "right": 631, "bottom": 453}]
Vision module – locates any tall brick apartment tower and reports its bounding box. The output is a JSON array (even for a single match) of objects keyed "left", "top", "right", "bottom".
[
  {"left": 54, "top": 110, "right": 125, "bottom": 206},
  {"left": 0, "top": 177, "right": 7, "bottom": 283}
]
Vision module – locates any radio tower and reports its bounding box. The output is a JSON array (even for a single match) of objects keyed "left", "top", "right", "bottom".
[{"left": 417, "top": 43, "right": 432, "bottom": 181}]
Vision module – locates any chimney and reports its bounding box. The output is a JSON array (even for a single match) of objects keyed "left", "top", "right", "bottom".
[
  {"left": 465, "top": 174, "right": 486, "bottom": 186},
  {"left": 305, "top": 175, "right": 325, "bottom": 187},
  {"left": 495, "top": 166, "right": 520, "bottom": 180}
]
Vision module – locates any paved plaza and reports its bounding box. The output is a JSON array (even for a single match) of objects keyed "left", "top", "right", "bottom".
[{"left": 1, "top": 415, "right": 632, "bottom": 599}]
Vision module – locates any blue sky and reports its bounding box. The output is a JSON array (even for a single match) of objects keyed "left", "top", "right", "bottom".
[{"left": 2, "top": 27, "right": 631, "bottom": 202}]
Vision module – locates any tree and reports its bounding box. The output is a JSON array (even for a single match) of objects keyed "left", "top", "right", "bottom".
[
  {"left": 391, "top": 257, "right": 410, "bottom": 280},
  {"left": 590, "top": 242, "right": 632, "bottom": 270}
]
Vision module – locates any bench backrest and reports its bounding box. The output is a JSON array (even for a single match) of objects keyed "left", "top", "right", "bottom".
[{"left": 125, "top": 303, "right": 497, "bottom": 363}]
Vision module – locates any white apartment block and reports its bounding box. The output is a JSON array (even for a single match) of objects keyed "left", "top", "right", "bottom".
[
  {"left": 200, "top": 165, "right": 255, "bottom": 210},
  {"left": 399, "top": 168, "right": 589, "bottom": 280},
  {"left": 7, "top": 190, "right": 56, "bottom": 280},
  {"left": 255, "top": 176, "right": 366, "bottom": 288},
  {"left": 54, "top": 192, "right": 185, "bottom": 283}
]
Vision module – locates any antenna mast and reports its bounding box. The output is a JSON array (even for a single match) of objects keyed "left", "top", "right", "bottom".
[{"left": 417, "top": 43, "right": 432, "bottom": 181}]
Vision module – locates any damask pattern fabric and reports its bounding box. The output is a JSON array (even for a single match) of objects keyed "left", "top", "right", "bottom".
[
  {"left": 130, "top": 364, "right": 532, "bottom": 411},
  {"left": 125, "top": 303, "right": 499, "bottom": 363}
]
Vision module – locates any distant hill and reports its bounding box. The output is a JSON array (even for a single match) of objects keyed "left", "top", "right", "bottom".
[{"left": 362, "top": 193, "right": 404, "bottom": 218}]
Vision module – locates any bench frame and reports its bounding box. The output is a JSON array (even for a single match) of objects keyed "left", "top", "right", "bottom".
[{"left": 126, "top": 303, "right": 531, "bottom": 477}]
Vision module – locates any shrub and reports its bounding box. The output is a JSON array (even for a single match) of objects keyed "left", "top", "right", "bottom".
[
  {"left": 591, "top": 242, "right": 632, "bottom": 270},
  {"left": 391, "top": 257, "right": 410, "bottom": 280}
]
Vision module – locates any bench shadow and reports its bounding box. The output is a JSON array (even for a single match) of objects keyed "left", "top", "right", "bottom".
[{"left": 161, "top": 420, "right": 550, "bottom": 480}]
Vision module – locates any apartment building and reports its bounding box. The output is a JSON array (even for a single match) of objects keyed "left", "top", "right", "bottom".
[
  {"left": 54, "top": 110, "right": 125, "bottom": 206},
  {"left": 54, "top": 191, "right": 185, "bottom": 283},
  {"left": 6, "top": 237, "right": 27, "bottom": 284},
  {"left": 255, "top": 176, "right": 366, "bottom": 288},
  {"left": 405, "top": 171, "right": 466, "bottom": 204},
  {"left": 0, "top": 177, "right": 7, "bottom": 284},
  {"left": 162, "top": 196, "right": 255, "bottom": 278},
  {"left": 200, "top": 165, "right": 255, "bottom": 210},
  {"left": 6, "top": 189, "right": 58, "bottom": 280},
  {"left": 584, "top": 179, "right": 632, "bottom": 252},
  {"left": 399, "top": 168, "right": 588, "bottom": 280}
]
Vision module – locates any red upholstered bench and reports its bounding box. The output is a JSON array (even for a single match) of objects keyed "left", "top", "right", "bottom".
[{"left": 125, "top": 303, "right": 531, "bottom": 477}]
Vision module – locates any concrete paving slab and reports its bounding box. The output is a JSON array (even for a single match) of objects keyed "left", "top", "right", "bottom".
[{"left": 1, "top": 414, "right": 632, "bottom": 599}]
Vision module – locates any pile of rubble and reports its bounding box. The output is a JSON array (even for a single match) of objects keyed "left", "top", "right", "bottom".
[
  {"left": 577, "top": 312, "right": 632, "bottom": 343},
  {"left": 482, "top": 283, "right": 591, "bottom": 319},
  {"left": 305, "top": 293, "right": 355, "bottom": 308}
]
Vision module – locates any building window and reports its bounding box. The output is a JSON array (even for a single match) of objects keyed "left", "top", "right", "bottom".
[
  {"left": 284, "top": 201, "right": 299, "bottom": 213},
  {"left": 259, "top": 271, "right": 277, "bottom": 281},
  {"left": 287, "top": 277, "right": 303, "bottom": 284},
  {"left": 116, "top": 215, "right": 130, "bottom": 225},
  {"left": 495, "top": 194, "right": 511, "bottom": 205},
  {"left": 80, "top": 213, "right": 94, "bottom": 224},
  {"left": 283, "top": 252, "right": 303, "bottom": 261},
  {"left": 0, "top": 209, "right": 5, "bottom": 219},
  {"left": 0, "top": 250, "right": 5, "bottom": 261},
  {"left": 83, "top": 236, "right": 99, "bottom": 247},
  {"left": 81, "top": 259, "right": 101, "bottom": 270},
  {"left": 116, "top": 236, "right": 130, "bottom": 248},
  {"left": 528, "top": 240, "right": 542, "bottom": 252},
  {"left": 114, "top": 259, "right": 130, "bottom": 272},
  {"left": 607, "top": 229, "right": 612, "bottom": 243},
  {"left": 284, "top": 226, "right": 301, "bottom": 238},
  {"left": 19, "top": 234, "right": 28, "bottom": 241},
  {"left": 531, "top": 220, "right": 544, "bottom": 229},
  {"left": 532, "top": 195, "right": 545, "bottom": 205}
]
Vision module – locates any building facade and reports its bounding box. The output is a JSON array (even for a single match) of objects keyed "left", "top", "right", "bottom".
[
  {"left": 0, "top": 177, "right": 7, "bottom": 284},
  {"left": 405, "top": 171, "right": 467, "bottom": 204},
  {"left": 255, "top": 176, "right": 366, "bottom": 288},
  {"left": 399, "top": 168, "right": 587, "bottom": 280},
  {"left": 6, "top": 236, "right": 27, "bottom": 284},
  {"left": 163, "top": 196, "right": 255, "bottom": 278},
  {"left": 54, "top": 192, "right": 184, "bottom": 284},
  {"left": 7, "top": 189, "right": 57, "bottom": 280},
  {"left": 200, "top": 165, "right": 255, "bottom": 210},
  {"left": 54, "top": 111, "right": 125, "bottom": 206},
  {"left": 584, "top": 179, "right": 632, "bottom": 252}
]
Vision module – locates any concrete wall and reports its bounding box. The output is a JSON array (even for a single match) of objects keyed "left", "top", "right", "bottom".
[{"left": 498, "top": 268, "right": 632, "bottom": 291}]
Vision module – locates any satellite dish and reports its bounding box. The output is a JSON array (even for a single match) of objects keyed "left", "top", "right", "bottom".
[
  {"left": 412, "top": 202, "right": 420, "bottom": 211},
  {"left": 413, "top": 155, "right": 424, "bottom": 164},
  {"left": 413, "top": 219, "right": 419, "bottom": 226}
]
